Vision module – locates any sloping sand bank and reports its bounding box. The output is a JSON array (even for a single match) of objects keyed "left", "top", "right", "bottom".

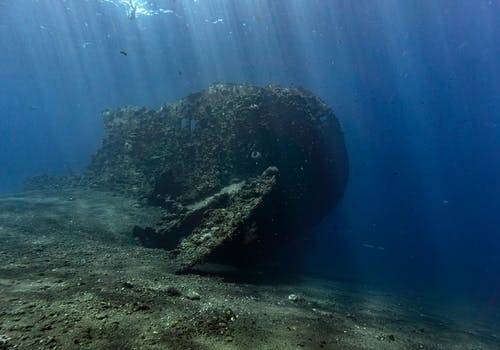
[{"left": 0, "top": 190, "right": 498, "bottom": 349}]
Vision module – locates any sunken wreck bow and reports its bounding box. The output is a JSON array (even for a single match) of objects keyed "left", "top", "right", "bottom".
[{"left": 83, "top": 84, "right": 349, "bottom": 272}]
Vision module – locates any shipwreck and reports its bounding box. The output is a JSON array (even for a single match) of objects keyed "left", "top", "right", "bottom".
[{"left": 25, "top": 84, "right": 349, "bottom": 272}]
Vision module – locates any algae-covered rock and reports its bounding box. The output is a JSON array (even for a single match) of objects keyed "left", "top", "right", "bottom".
[{"left": 27, "top": 84, "right": 348, "bottom": 271}]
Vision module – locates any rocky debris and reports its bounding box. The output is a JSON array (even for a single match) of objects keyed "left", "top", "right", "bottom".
[
  {"left": 24, "top": 84, "right": 349, "bottom": 272},
  {"left": 0, "top": 335, "right": 11, "bottom": 350}
]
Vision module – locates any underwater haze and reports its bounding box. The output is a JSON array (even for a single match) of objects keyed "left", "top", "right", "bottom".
[{"left": 1, "top": 0, "right": 500, "bottom": 345}]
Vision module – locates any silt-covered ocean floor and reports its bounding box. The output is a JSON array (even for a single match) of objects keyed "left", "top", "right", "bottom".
[{"left": 0, "top": 189, "right": 498, "bottom": 349}]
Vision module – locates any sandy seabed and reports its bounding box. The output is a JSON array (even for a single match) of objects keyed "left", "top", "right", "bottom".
[{"left": 0, "top": 190, "right": 498, "bottom": 350}]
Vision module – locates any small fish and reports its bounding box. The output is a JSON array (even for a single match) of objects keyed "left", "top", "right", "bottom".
[
  {"left": 120, "top": 51, "right": 128, "bottom": 56},
  {"left": 362, "top": 243, "right": 386, "bottom": 251}
]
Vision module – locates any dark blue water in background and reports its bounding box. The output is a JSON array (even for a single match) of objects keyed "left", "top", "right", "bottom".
[{"left": 1, "top": 0, "right": 499, "bottom": 311}]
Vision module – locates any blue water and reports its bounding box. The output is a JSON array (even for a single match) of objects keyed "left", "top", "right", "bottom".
[{"left": 1, "top": 0, "right": 499, "bottom": 310}]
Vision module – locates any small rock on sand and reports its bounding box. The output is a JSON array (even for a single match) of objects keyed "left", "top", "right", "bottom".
[
  {"left": 288, "top": 294, "right": 304, "bottom": 303},
  {"left": 186, "top": 291, "right": 201, "bottom": 300}
]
